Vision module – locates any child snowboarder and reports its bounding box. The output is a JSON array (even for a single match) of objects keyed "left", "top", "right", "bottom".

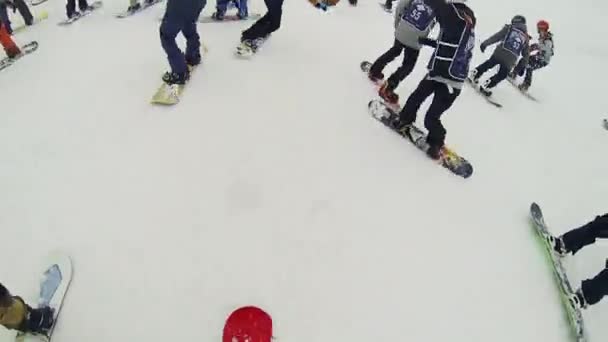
[
  {"left": 469, "top": 15, "right": 530, "bottom": 96},
  {"left": 212, "top": 0, "right": 248, "bottom": 20},
  {"left": 388, "top": 0, "right": 475, "bottom": 160},
  {"left": 543, "top": 213, "right": 608, "bottom": 309},
  {"left": 0, "top": 21, "right": 20, "bottom": 58},
  {"left": 159, "top": 0, "right": 206, "bottom": 84},
  {"left": 0, "top": 0, "right": 33, "bottom": 34},
  {"left": 368, "top": 0, "right": 437, "bottom": 104},
  {"left": 509, "top": 19, "right": 553, "bottom": 91},
  {"left": 0, "top": 283, "right": 55, "bottom": 335}
]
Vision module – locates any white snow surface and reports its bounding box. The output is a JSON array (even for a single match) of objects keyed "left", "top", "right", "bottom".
[{"left": 0, "top": 0, "right": 607, "bottom": 341}]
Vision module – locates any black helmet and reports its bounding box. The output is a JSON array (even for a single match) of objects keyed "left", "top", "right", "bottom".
[{"left": 511, "top": 15, "right": 526, "bottom": 24}]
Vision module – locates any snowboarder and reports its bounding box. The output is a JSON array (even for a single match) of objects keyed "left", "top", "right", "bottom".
[
  {"left": 0, "top": 0, "right": 33, "bottom": 34},
  {"left": 239, "top": 0, "right": 284, "bottom": 51},
  {"left": 126, "top": 0, "right": 155, "bottom": 12},
  {"left": 388, "top": 0, "right": 475, "bottom": 160},
  {"left": 0, "top": 21, "right": 19, "bottom": 58},
  {"left": 469, "top": 15, "right": 530, "bottom": 96},
  {"left": 543, "top": 213, "right": 608, "bottom": 310},
  {"left": 0, "top": 282, "right": 55, "bottom": 335},
  {"left": 212, "top": 0, "right": 247, "bottom": 20},
  {"left": 159, "top": 0, "right": 206, "bottom": 85},
  {"left": 65, "top": 0, "right": 92, "bottom": 19},
  {"left": 509, "top": 19, "right": 553, "bottom": 91},
  {"left": 367, "top": 0, "right": 437, "bottom": 104}
]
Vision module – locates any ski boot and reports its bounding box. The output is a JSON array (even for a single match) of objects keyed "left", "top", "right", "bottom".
[
  {"left": 127, "top": 1, "right": 141, "bottom": 12},
  {"left": 378, "top": 82, "right": 399, "bottom": 104},
  {"left": 162, "top": 71, "right": 189, "bottom": 85}
]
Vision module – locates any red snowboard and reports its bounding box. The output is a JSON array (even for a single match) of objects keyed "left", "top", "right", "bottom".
[{"left": 223, "top": 306, "right": 273, "bottom": 342}]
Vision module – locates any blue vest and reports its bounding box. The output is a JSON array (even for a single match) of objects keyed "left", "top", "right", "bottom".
[
  {"left": 401, "top": 0, "right": 435, "bottom": 32},
  {"left": 501, "top": 26, "right": 528, "bottom": 57}
]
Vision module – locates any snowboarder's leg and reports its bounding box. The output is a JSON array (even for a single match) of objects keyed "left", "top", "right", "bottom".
[
  {"left": 0, "top": 23, "right": 20, "bottom": 58},
  {"left": 78, "top": 0, "right": 90, "bottom": 12},
  {"left": 241, "top": 13, "right": 270, "bottom": 40},
  {"left": 398, "top": 77, "right": 435, "bottom": 126},
  {"left": 369, "top": 39, "right": 403, "bottom": 81},
  {"left": 0, "top": 284, "right": 53, "bottom": 335},
  {"left": 235, "top": 0, "right": 248, "bottom": 18},
  {"left": 471, "top": 56, "right": 499, "bottom": 81},
  {"left": 580, "top": 267, "right": 608, "bottom": 306},
  {"left": 485, "top": 62, "right": 509, "bottom": 89},
  {"left": 561, "top": 214, "right": 608, "bottom": 254},
  {"left": 13, "top": 0, "right": 33, "bottom": 25},
  {"left": 386, "top": 45, "right": 420, "bottom": 91},
  {"left": 183, "top": 3, "right": 204, "bottom": 66},
  {"left": 423, "top": 81, "right": 460, "bottom": 158},
  {"left": 160, "top": 16, "right": 188, "bottom": 75},
  {"left": 0, "top": 4, "right": 11, "bottom": 34},
  {"left": 65, "top": 0, "right": 77, "bottom": 18},
  {"left": 263, "top": 0, "right": 283, "bottom": 35}
]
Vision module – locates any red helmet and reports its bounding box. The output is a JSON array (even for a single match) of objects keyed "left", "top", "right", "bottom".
[{"left": 537, "top": 20, "right": 549, "bottom": 31}]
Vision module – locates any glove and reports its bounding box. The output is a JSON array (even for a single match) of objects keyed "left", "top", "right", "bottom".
[{"left": 480, "top": 43, "right": 487, "bottom": 53}]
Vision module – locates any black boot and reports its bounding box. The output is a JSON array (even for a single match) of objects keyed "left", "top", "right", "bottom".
[
  {"left": 23, "top": 306, "right": 55, "bottom": 335},
  {"left": 162, "top": 71, "right": 189, "bottom": 85}
]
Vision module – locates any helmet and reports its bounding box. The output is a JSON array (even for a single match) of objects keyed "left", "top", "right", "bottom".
[
  {"left": 511, "top": 15, "right": 526, "bottom": 24},
  {"left": 537, "top": 19, "right": 549, "bottom": 31}
]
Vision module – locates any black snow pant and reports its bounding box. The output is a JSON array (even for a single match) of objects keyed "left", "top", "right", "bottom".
[
  {"left": 369, "top": 40, "right": 420, "bottom": 91},
  {"left": 241, "top": 0, "right": 283, "bottom": 41},
  {"left": 561, "top": 214, "right": 608, "bottom": 306},
  {"left": 399, "top": 77, "right": 460, "bottom": 148},
  {"left": 475, "top": 56, "right": 510, "bottom": 89},
  {"left": 66, "top": 0, "right": 89, "bottom": 18},
  {"left": 0, "top": 0, "right": 33, "bottom": 33}
]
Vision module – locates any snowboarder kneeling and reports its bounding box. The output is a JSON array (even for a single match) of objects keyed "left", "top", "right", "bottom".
[
  {"left": 0, "top": 283, "right": 54, "bottom": 335},
  {"left": 159, "top": 0, "right": 206, "bottom": 85}
]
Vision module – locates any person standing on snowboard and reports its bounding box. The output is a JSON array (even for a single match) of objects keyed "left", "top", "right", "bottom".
[
  {"left": 212, "top": 0, "right": 248, "bottom": 20},
  {"left": 0, "top": 0, "right": 33, "bottom": 34},
  {"left": 65, "top": 0, "right": 93, "bottom": 19},
  {"left": 543, "top": 213, "right": 608, "bottom": 309},
  {"left": 367, "top": 0, "right": 437, "bottom": 104},
  {"left": 239, "top": 0, "right": 284, "bottom": 51},
  {"left": 509, "top": 19, "right": 553, "bottom": 91},
  {"left": 388, "top": 0, "right": 475, "bottom": 160},
  {"left": 0, "top": 283, "right": 55, "bottom": 335},
  {"left": 159, "top": 0, "right": 206, "bottom": 85}
]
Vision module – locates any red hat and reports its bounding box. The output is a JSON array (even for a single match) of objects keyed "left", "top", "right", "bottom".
[
  {"left": 223, "top": 306, "right": 272, "bottom": 342},
  {"left": 537, "top": 20, "right": 549, "bottom": 31}
]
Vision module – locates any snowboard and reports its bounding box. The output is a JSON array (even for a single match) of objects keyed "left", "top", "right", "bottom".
[
  {"left": 150, "top": 66, "right": 196, "bottom": 105},
  {"left": 360, "top": 61, "right": 400, "bottom": 112},
  {"left": 199, "top": 13, "right": 261, "bottom": 23},
  {"left": 507, "top": 77, "right": 538, "bottom": 101},
  {"left": 368, "top": 99, "right": 474, "bottom": 178},
  {"left": 465, "top": 77, "right": 502, "bottom": 108},
  {"left": 0, "top": 41, "right": 39, "bottom": 72},
  {"left": 12, "top": 11, "right": 49, "bottom": 34},
  {"left": 116, "top": 0, "right": 162, "bottom": 18},
  {"left": 15, "top": 252, "right": 73, "bottom": 342},
  {"left": 529, "top": 202, "right": 587, "bottom": 342},
  {"left": 58, "top": 1, "right": 103, "bottom": 26}
]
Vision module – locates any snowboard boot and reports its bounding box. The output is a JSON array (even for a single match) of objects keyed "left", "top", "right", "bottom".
[
  {"left": 379, "top": 82, "right": 399, "bottom": 104},
  {"left": 550, "top": 234, "right": 568, "bottom": 257},
  {"left": 211, "top": 11, "right": 224, "bottom": 20},
  {"left": 348, "top": 0, "right": 357, "bottom": 5},
  {"left": 384, "top": 0, "right": 392, "bottom": 10},
  {"left": 23, "top": 306, "right": 55, "bottom": 335},
  {"left": 162, "top": 71, "right": 189, "bottom": 85},
  {"left": 569, "top": 288, "right": 588, "bottom": 310},
  {"left": 127, "top": 1, "right": 141, "bottom": 11},
  {"left": 388, "top": 115, "right": 410, "bottom": 135},
  {"left": 368, "top": 69, "right": 384, "bottom": 83},
  {"left": 426, "top": 143, "right": 442, "bottom": 160},
  {"left": 479, "top": 79, "right": 492, "bottom": 97},
  {"left": 468, "top": 69, "right": 479, "bottom": 84},
  {"left": 518, "top": 83, "right": 530, "bottom": 92},
  {"left": 185, "top": 53, "right": 201, "bottom": 67}
]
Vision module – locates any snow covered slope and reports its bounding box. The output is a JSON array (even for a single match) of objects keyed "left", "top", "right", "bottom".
[{"left": 0, "top": 0, "right": 606, "bottom": 341}]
